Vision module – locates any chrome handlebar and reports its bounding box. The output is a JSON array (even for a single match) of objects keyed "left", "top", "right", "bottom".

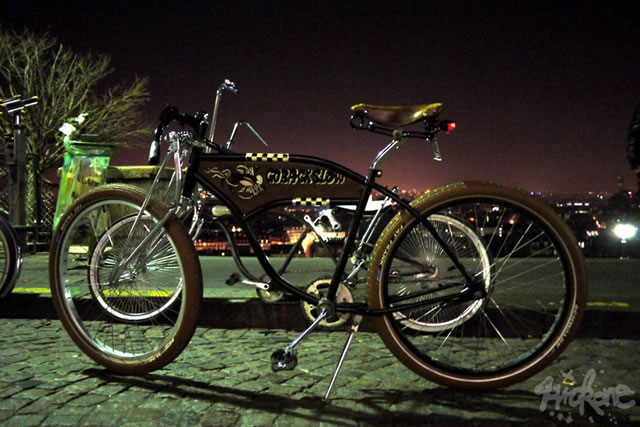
[{"left": 208, "top": 79, "right": 238, "bottom": 144}]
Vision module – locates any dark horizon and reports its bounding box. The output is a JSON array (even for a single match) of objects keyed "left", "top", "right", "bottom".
[{"left": 3, "top": 1, "right": 639, "bottom": 194}]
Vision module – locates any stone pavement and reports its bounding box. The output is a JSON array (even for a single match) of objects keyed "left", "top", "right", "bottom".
[
  {"left": 2, "top": 253, "right": 639, "bottom": 425},
  {"left": 0, "top": 318, "right": 638, "bottom": 426}
]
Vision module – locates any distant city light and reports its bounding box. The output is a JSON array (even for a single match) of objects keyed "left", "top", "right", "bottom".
[{"left": 613, "top": 223, "right": 637, "bottom": 241}]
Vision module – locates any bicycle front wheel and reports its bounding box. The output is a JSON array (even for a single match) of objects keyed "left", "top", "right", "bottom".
[
  {"left": 49, "top": 184, "right": 202, "bottom": 374},
  {"left": 367, "top": 181, "right": 587, "bottom": 389}
]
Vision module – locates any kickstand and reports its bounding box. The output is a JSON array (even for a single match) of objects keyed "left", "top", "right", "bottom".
[{"left": 324, "top": 315, "right": 362, "bottom": 401}]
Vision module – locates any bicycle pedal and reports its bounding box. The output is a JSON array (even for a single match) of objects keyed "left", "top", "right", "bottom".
[
  {"left": 270, "top": 348, "right": 298, "bottom": 372},
  {"left": 225, "top": 273, "right": 240, "bottom": 286},
  {"left": 240, "top": 279, "right": 269, "bottom": 290}
]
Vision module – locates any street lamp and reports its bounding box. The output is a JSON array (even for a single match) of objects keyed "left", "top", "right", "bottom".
[
  {"left": 613, "top": 222, "right": 637, "bottom": 258},
  {"left": 613, "top": 223, "right": 637, "bottom": 243}
]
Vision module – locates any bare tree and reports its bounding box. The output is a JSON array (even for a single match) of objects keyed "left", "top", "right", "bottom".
[{"left": 0, "top": 27, "right": 151, "bottom": 174}]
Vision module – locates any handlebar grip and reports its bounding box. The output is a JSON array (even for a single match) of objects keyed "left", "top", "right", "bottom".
[
  {"left": 148, "top": 104, "right": 178, "bottom": 165},
  {"left": 148, "top": 104, "right": 210, "bottom": 165},
  {"left": 148, "top": 138, "right": 160, "bottom": 165}
]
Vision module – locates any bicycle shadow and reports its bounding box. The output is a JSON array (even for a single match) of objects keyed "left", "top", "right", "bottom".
[{"left": 83, "top": 368, "right": 570, "bottom": 425}]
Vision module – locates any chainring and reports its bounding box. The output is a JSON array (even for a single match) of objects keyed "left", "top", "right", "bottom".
[{"left": 300, "top": 278, "right": 353, "bottom": 329}]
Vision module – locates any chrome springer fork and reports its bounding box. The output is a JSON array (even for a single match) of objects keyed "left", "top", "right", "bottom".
[{"left": 107, "top": 132, "right": 195, "bottom": 283}]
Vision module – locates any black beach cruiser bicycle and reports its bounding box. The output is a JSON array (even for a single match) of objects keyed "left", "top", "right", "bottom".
[{"left": 49, "top": 80, "right": 587, "bottom": 399}]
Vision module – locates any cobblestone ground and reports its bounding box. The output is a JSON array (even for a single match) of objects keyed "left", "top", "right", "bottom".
[{"left": 0, "top": 319, "right": 638, "bottom": 426}]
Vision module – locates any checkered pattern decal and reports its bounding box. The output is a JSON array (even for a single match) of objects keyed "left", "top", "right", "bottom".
[
  {"left": 292, "top": 198, "right": 330, "bottom": 206},
  {"left": 245, "top": 153, "right": 289, "bottom": 162}
]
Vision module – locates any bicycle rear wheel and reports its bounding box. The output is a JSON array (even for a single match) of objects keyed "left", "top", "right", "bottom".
[
  {"left": 49, "top": 184, "right": 202, "bottom": 374},
  {"left": 0, "top": 215, "right": 21, "bottom": 298},
  {"left": 367, "top": 181, "right": 587, "bottom": 389}
]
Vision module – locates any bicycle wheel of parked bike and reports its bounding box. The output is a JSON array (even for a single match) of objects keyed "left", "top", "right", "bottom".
[
  {"left": 49, "top": 184, "right": 202, "bottom": 374},
  {"left": 0, "top": 215, "right": 22, "bottom": 298},
  {"left": 243, "top": 210, "right": 340, "bottom": 303},
  {"left": 88, "top": 214, "right": 184, "bottom": 322},
  {"left": 367, "top": 181, "right": 586, "bottom": 389},
  {"left": 390, "top": 214, "right": 492, "bottom": 332}
]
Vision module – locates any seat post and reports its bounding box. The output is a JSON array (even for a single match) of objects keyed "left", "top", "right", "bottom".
[{"left": 371, "top": 130, "right": 406, "bottom": 170}]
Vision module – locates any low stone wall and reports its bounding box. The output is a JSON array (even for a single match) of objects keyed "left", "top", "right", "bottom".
[{"left": 106, "top": 166, "right": 175, "bottom": 202}]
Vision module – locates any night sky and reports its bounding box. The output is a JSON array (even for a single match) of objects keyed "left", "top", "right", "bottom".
[{"left": 3, "top": 1, "right": 640, "bottom": 193}]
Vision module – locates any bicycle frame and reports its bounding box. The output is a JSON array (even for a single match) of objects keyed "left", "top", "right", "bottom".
[
  {"left": 178, "top": 144, "right": 483, "bottom": 317},
  {"left": 137, "top": 90, "right": 485, "bottom": 318}
]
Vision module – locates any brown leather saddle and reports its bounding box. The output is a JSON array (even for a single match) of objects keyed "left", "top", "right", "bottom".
[{"left": 350, "top": 103, "right": 443, "bottom": 127}]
